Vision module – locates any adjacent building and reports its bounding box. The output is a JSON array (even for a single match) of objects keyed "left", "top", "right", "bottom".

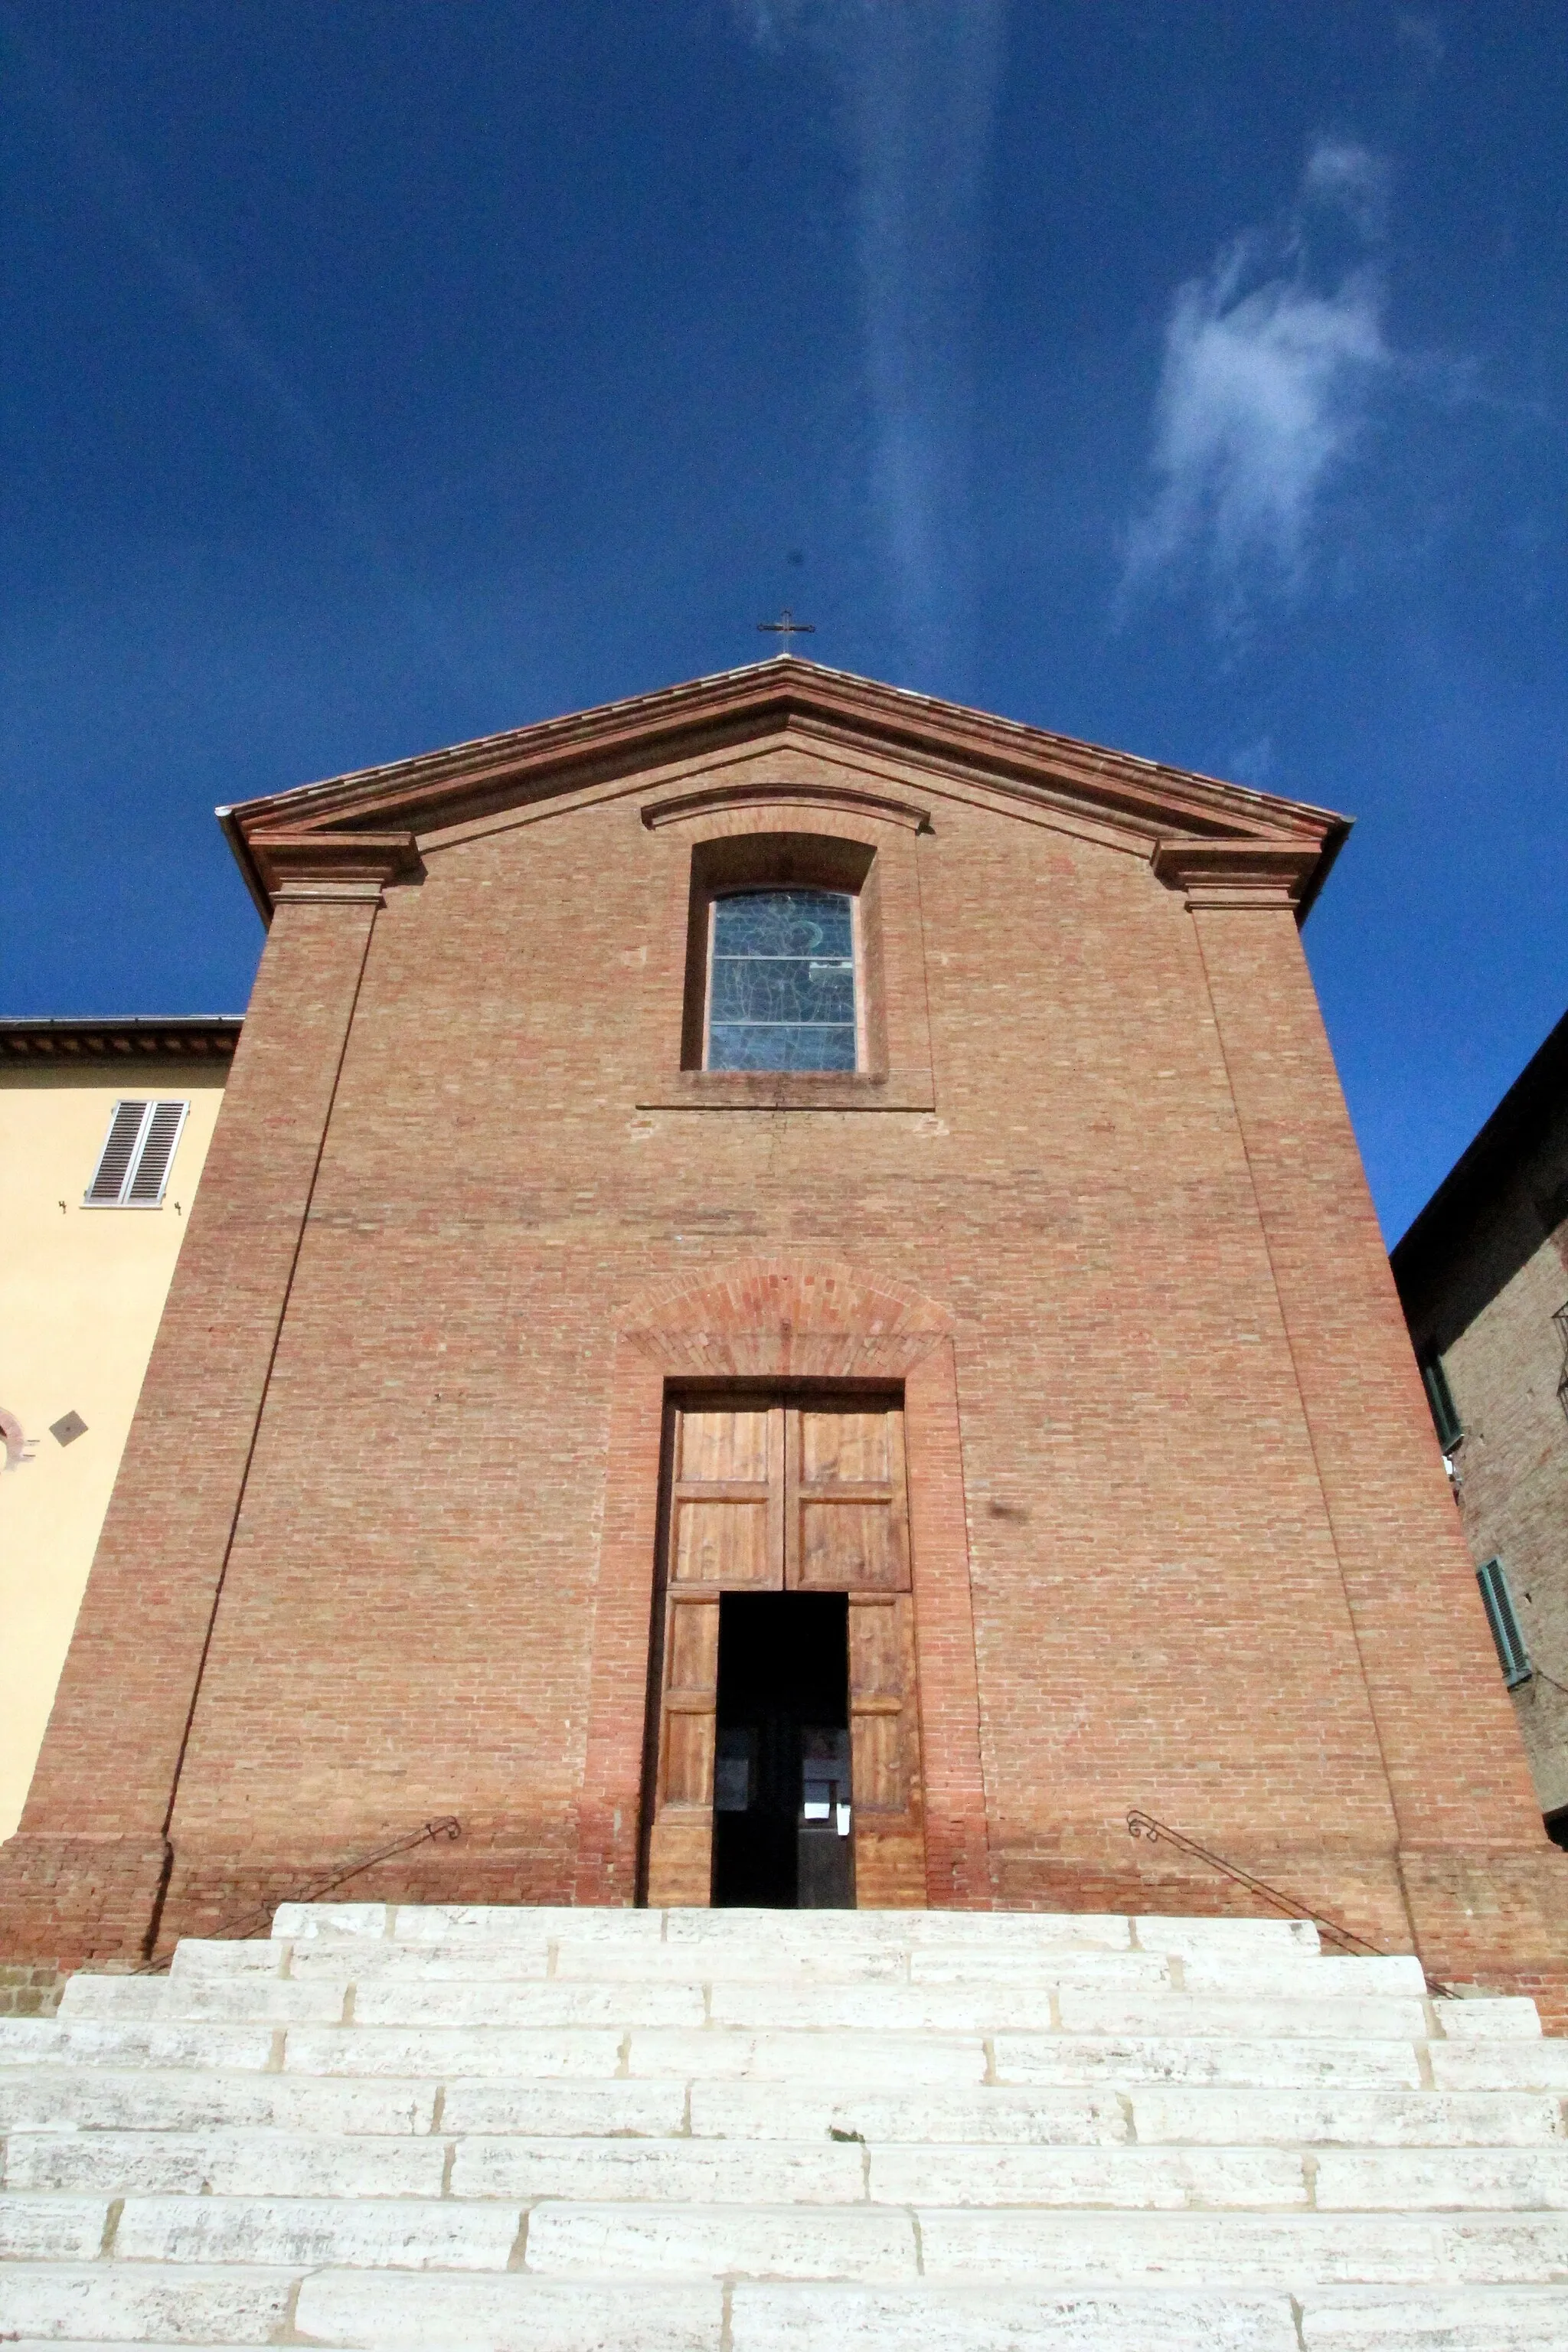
[
  {"left": 0, "top": 1019, "right": 239, "bottom": 1840},
  {"left": 1, "top": 662, "right": 1560, "bottom": 2014},
  {"left": 1393, "top": 1008, "right": 1568, "bottom": 1839}
]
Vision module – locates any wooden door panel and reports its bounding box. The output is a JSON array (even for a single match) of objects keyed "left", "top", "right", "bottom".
[
  {"left": 848, "top": 1592, "right": 903, "bottom": 1705},
  {"left": 679, "top": 1407, "right": 773, "bottom": 1484},
  {"left": 848, "top": 1593, "right": 926, "bottom": 1907},
  {"left": 800, "top": 1408, "right": 891, "bottom": 1484},
  {"left": 850, "top": 1709, "right": 906, "bottom": 1811},
  {"left": 787, "top": 1401, "right": 910, "bottom": 1593},
  {"left": 799, "top": 1499, "right": 904, "bottom": 1591},
  {"left": 671, "top": 1400, "right": 782, "bottom": 1593},
  {"left": 645, "top": 1809, "right": 714, "bottom": 1909},
  {"left": 646, "top": 1591, "right": 720, "bottom": 1907},
  {"left": 662, "top": 1707, "right": 716, "bottom": 1807},
  {"left": 665, "top": 1592, "right": 720, "bottom": 1698},
  {"left": 673, "top": 1498, "right": 772, "bottom": 1588}
]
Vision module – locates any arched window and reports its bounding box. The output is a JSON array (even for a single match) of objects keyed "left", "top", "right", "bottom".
[{"left": 706, "top": 888, "right": 858, "bottom": 1072}]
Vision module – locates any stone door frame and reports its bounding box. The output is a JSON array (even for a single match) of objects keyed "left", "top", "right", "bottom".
[{"left": 573, "top": 1258, "right": 992, "bottom": 1908}]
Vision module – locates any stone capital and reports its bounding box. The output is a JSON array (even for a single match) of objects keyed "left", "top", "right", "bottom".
[{"left": 1152, "top": 838, "right": 1326, "bottom": 914}]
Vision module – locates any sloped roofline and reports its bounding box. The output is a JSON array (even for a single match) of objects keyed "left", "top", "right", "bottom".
[
  {"left": 217, "top": 656, "right": 1351, "bottom": 924},
  {"left": 1391, "top": 1004, "right": 1568, "bottom": 1297}
]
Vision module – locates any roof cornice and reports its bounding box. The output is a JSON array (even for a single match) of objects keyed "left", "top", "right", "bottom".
[
  {"left": 0, "top": 1016, "right": 242, "bottom": 1060},
  {"left": 220, "top": 658, "right": 1351, "bottom": 924}
]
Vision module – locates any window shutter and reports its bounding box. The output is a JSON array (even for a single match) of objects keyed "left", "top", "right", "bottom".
[
  {"left": 1478, "top": 1558, "right": 1531, "bottom": 1687},
  {"left": 86, "top": 1101, "right": 151, "bottom": 1204},
  {"left": 1420, "top": 1356, "right": 1462, "bottom": 1450},
  {"left": 83, "top": 1099, "right": 188, "bottom": 1205},
  {"left": 125, "top": 1099, "right": 188, "bottom": 1204}
]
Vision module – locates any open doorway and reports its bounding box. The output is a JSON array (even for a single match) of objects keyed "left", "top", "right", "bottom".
[
  {"left": 639, "top": 1387, "right": 928, "bottom": 1910},
  {"left": 712, "top": 1592, "right": 853, "bottom": 1909}
]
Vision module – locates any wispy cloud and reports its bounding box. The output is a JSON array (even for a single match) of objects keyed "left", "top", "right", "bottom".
[
  {"left": 1122, "top": 139, "right": 1394, "bottom": 623},
  {"left": 1396, "top": 11, "right": 1446, "bottom": 72},
  {"left": 732, "top": 1, "right": 1007, "bottom": 675}
]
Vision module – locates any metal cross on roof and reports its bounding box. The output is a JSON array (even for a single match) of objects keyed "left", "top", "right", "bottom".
[{"left": 756, "top": 607, "right": 815, "bottom": 657}]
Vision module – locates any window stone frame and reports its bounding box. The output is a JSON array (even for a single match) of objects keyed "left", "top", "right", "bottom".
[{"left": 636, "top": 805, "right": 936, "bottom": 1112}]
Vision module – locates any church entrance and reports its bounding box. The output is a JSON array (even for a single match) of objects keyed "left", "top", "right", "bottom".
[
  {"left": 713, "top": 1592, "right": 852, "bottom": 1909},
  {"left": 641, "top": 1389, "right": 927, "bottom": 1909}
]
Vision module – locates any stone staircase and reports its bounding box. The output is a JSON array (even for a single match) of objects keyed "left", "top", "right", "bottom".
[{"left": 2, "top": 1903, "right": 1567, "bottom": 2348}]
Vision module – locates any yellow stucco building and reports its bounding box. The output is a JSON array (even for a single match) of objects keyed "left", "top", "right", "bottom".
[{"left": 0, "top": 1018, "right": 239, "bottom": 1839}]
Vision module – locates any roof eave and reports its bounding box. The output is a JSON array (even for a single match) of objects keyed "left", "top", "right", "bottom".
[{"left": 219, "top": 658, "right": 1353, "bottom": 921}]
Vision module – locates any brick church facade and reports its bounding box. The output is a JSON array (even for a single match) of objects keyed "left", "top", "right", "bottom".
[{"left": 2, "top": 660, "right": 1562, "bottom": 2004}]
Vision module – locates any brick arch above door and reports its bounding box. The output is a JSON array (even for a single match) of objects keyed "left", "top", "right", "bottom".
[
  {"left": 618, "top": 1256, "right": 952, "bottom": 1382},
  {"left": 574, "top": 1259, "right": 992, "bottom": 1909}
]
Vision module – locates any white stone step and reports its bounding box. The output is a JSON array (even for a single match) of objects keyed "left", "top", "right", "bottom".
[
  {"left": 4, "top": 1903, "right": 1565, "bottom": 2352},
  {"left": 684, "top": 2076, "right": 1568, "bottom": 2146},
  {"left": 0, "top": 2262, "right": 298, "bottom": 2345},
  {"left": 155, "top": 1936, "right": 1429, "bottom": 2000},
  {"left": 524, "top": 2198, "right": 916, "bottom": 2278},
  {"left": 4, "top": 2128, "right": 448, "bottom": 2198},
  {"left": 1295, "top": 2285, "right": 1568, "bottom": 2349},
  {"left": 275, "top": 1900, "right": 1323, "bottom": 1956},
  {"left": 12, "top": 2135, "right": 1568, "bottom": 2220},
  {"left": 911, "top": 2205, "right": 1568, "bottom": 2282},
  {"left": 7, "top": 2275, "right": 1564, "bottom": 2352},
  {"left": 0, "top": 2065, "right": 442, "bottom": 2136},
  {"left": 0, "top": 2017, "right": 277, "bottom": 2072},
  {"left": 109, "top": 2192, "right": 521, "bottom": 2271},
  {"left": 730, "top": 2282, "right": 1568, "bottom": 2351},
  {"left": 280, "top": 2024, "right": 629, "bottom": 2077},
  {"left": 1116, "top": 2083, "right": 1568, "bottom": 2148},
  {"left": 70, "top": 1971, "right": 1457, "bottom": 2041},
  {"left": 733, "top": 2282, "right": 1568, "bottom": 2352},
  {"left": 1430, "top": 2037, "right": 1568, "bottom": 2089},
  {"left": 701, "top": 1981, "right": 1432, "bottom": 2036},
  {"left": 59, "top": 1974, "right": 350, "bottom": 2025},
  {"left": 0, "top": 2198, "right": 106, "bottom": 2261},
  {"left": 989, "top": 2032, "right": 1425, "bottom": 2085}
]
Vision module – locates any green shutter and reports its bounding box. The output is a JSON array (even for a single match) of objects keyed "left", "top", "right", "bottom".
[
  {"left": 1478, "top": 1559, "right": 1531, "bottom": 1688},
  {"left": 1421, "top": 1355, "right": 1462, "bottom": 1450}
]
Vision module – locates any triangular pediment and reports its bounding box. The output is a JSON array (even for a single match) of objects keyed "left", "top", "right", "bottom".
[{"left": 219, "top": 658, "right": 1350, "bottom": 923}]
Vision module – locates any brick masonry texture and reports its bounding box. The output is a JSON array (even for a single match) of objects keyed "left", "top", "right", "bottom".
[
  {"left": 0, "top": 1962, "right": 65, "bottom": 2017},
  {"left": 1, "top": 671, "right": 1561, "bottom": 2010},
  {"left": 1395, "top": 1037, "right": 1568, "bottom": 1821}
]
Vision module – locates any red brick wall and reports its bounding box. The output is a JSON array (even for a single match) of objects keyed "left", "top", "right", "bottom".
[
  {"left": 2, "top": 737, "right": 1558, "bottom": 1994},
  {"left": 1191, "top": 906, "right": 1567, "bottom": 1990},
  {"left": 0, "top": 893, "right": 377, "bottom": 1960}
]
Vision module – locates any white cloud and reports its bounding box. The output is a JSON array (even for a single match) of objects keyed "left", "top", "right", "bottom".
[
  {"left": 1123, "top": 142, "right": 1394, "bottom": 619},
  {"left": 729, "top": 1, "right": 1007, "bottom": 671},
  {"left": 1303, "top": 138, "right": 1389, "bottom": 240}
]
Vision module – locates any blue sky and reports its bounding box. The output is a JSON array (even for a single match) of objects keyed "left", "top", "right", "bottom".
[{"left": 2, "top": 2, "right": 1563, "bottom": 1240}]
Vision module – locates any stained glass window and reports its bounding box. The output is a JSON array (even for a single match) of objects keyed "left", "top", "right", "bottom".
[{"left": 707, "top": 889, "right": 858, "bottom": 1072}]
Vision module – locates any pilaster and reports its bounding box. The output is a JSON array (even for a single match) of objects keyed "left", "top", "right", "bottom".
[
  {"left": 1170, "top": 856, "right": 1566, "bottom": 1991},
  {"left": 0, "top": 880, "right": 387, "bottom": 1963}
]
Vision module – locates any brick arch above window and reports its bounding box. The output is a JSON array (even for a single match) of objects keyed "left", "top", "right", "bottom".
[
  {"left": 635, "top": 805, "right": 936, "bottom": 1112},
  {"left": 641, "top": 778, "right": 931, "bottom": 834}
]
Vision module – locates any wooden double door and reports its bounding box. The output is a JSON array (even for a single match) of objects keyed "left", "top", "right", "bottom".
[{"left": 644, "top": 1389, "right": 926, "bottom": 1909}]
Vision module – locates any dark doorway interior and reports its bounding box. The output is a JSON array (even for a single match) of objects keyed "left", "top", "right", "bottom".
[{"left": 712, "top": 1592, "right": 853, "bottom": 1909}]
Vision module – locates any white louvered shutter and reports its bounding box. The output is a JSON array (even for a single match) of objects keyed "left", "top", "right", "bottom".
[
  {"left": 84, "top": 1099, "right": 189, "bottom": 1206},
  {"left": 86, "top": 1101, "right": 151, "bottom": 1203},
  {"left": 126, "top": 1099, "right": 188, "bottom": 1203}
]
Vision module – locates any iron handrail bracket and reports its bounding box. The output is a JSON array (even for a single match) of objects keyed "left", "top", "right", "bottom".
[
  {"left": 132, "top": 1816, "right": 462, "bottom": 1972},
  {"left": 1126, "top": 1809, "right": 1455, "bottom": 1997}
]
